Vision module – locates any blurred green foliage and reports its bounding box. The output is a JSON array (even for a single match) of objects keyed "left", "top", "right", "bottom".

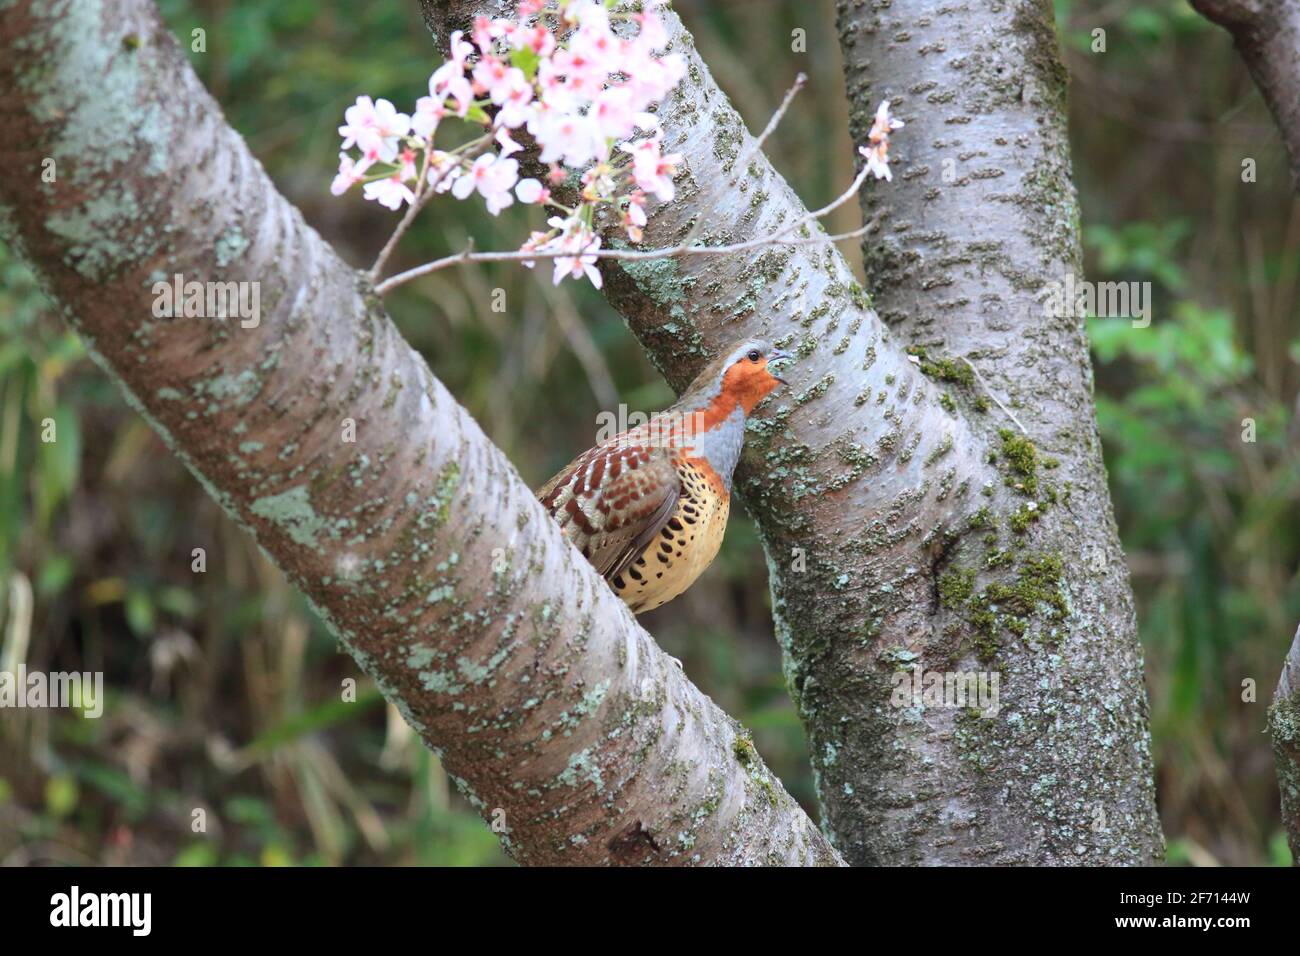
[{"left": 0, "top": 0, "right": 1296, "bottom": 866}]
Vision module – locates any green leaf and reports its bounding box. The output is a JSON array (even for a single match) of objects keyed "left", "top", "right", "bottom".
[
  {"left": 225, "top": 795, "right": 275, "bottom": 827},
  {"left": 78, "top": 762, "right": 150, "bottom": 820},
  {"left": 175, "top": 843, "right": 220, "bottom": 867},
  {"left": 243, "top": 686, "right": 384, "bottom": 757},
  {"left": 156, "top": 586, "right": 199, "bottom": 619},
  {"left": 44, "top": 775, "right": 78, "bottom": 817},
  {"left": 125, "top": 589, "right": 156, "bottom": 638},
  {"left": 510, "top": 45, "right": 540, "bottom": 80},
  {"left": 260, "top": 844, "right": 294, "bottom": 867},
  {"left": 37, "top": 554, "right": 74, "bottom": 597}
]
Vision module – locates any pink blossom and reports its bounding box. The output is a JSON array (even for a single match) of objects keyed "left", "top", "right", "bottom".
[
  {"left": 572, "top": 0, "right": 610, "bottom": 31},
  {"left": 622, "top": 191, "right": 647, "bottom": 242},
  {"left": 337, "top": 96, "right": 376, "bottom": 151},
  {"left": 633, "top": 8, "right": 669, "bottom": 51},
  {"left": 518, "top": 228, "right": 553, "bottom": 269},
  {"left": 623, "top": 50, "right": 685, "bottom": 105},
  {"left": 515, "top": 178, "right": 547, "bottom": 204},
  {"left": 397, "top": 147, "right": 418, "bottom": 182},
  {"left": 535, "top": 63, "right": 576, "bottom": 114},
  {"left": 331, "top": 0, "right": 688, "bottom": 246},
  {"left": 339, "top": 96, "right": 410, "bottom": 163},
  {"left": 859, "top": 100, "right": 904, "bottom": 181},
  {"left": 430, "top": 31, "right": 476, "bottom": 116},
  {"left": 591, "top": 87, "right": 636, "bottom": 141},
  {"left": 473, "top": 56, "right": 526, "bottom": 106},
  {"left": 452, "top": 153, "right": 520, "bottom": 215},
  {"left": 622, "top": 136, "right": 681, "bottom": 202},
  {"left": 495, "top": 127, "right": 523, "bottom": 158},
  {"left": 547, "top": 47, "right": 605, "bottom": 103},
  {"left": 552, "top": 230, "right": 602, "bottom": 289},
  {"left": 570, "top": 18, "right": 620, "bottom": 76},
  {"left": 495, "top": 78, "right": 535, "bottom": 129},
  {"left": 472, "top": 55, "right": 533, "bottom": 128},
  {"left": 412, "top": 94, "right": 448, "bottom": 139},
  {"left": 561, "top": 0, "right": 602, "bottom": 28},
  {"left": 535, "top": 216, "right": 603, "bottom": 288},
  {"left": 581, "top": 164, "right": 617, "bottom": 202},
  {"left": 364, "top": 174, "right": 415, "bottom": 210},
  {"left": 512, "top": 23, "right": 555, "bottom": 58},
  {"left": 519, "top": 215, "right": 603, "bottom": 288},
  {"left": 428, "top": 151, "right": 463, "bottom": 193},
  {"left": 445, "top": 29, "right": 475, "bottom": 71},
  {"left": 471, "top": 15, "right": 498, "bottom": 54},
  {"left": 532, "top": 105, "right": 604, "bottom": 167},
  {"left": 330, "top": 152, "right": 369, "bottom": 196}
]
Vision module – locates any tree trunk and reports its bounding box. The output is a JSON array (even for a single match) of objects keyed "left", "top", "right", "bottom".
[
  {"left": 1192, "top": 0, "right": 1300, "bottom": 190},
  {"left": 1271, "top": 625, "right": 1300, "bottom": 861},
  {"left": 832, "top": 0, "right": 1163, "bottom": 864},
  {"left": 0, "top": 0, "right": 843, "bottom": 867},
  {"left": 426, "top": 0, "right": 1164, "bottom": 864}
]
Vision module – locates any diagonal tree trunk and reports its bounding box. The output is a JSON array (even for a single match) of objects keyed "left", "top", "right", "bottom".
[
  {"left": 0, "top": 0, "right": 843, "bottom": 867},
  {"left": 1192, "top": 0, "right": 1300, "bottom": 190},
  {"left": 426, "top": 0, "right": 1164, "bottom": 864}
]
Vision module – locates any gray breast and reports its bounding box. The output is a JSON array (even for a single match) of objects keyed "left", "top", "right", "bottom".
[{"left": 685, "top": 406, "right": 746, "bottom": 491}]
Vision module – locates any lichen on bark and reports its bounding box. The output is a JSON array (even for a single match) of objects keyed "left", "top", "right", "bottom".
[
  {"left": 0, "top": 0, "right": 842, "bottom": 867},
  {"left": 428, "top": 0, "right": 1163, "bottom": 865},
  {"left": 1269, "top": 625, "right": 1300, "bottom": 861}
]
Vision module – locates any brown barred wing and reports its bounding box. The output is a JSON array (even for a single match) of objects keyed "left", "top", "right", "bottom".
[{"left": 536, "top": 443, "right": 681, "bottom": 581}]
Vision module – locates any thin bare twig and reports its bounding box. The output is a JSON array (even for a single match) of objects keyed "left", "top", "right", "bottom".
[
  {"left": 369, "top": 134, "right": 494, "bottom": 282},
  {"left": 368, "top": 141, "right": 434, "bottom": 282},
  {"left": 738, "top": 72, "right": 806, "bottom": 174},
  {"left": 373, "top": 223, "right": 870, "bottom": 295},
  {"left": 375, "top": 96, "right": 875, "bottom": 297},
  {"left": 369, "top": 70, "right": 883, "bottom": 299},
  {"left": 368, "top": 72, "right": 879, "bottom": 298}
]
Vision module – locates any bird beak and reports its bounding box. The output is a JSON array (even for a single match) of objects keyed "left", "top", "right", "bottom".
[{"left": 767, "top": 348, "right": 793, "bottom": 385}]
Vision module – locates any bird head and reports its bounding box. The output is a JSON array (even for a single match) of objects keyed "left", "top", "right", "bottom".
[{"left": 682, "top": 338, "right": 793, "bottom": 416}]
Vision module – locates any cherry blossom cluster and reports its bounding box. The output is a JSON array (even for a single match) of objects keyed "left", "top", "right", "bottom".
[
  {"left": 331, "top": 0, "right": 686, "bottom": 287},
  {"left": 859, "top": 100, "right": 903, "bottom": 181}
]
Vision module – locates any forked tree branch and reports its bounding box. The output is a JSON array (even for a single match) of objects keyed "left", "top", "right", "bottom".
[
  {"left": 0, "top": 0, "right": 842, "bottom": 867},
  {"left": 1192, "top": 0, "right": 1300, "bottom": 190},
  {"left": 423, "top": 0, "right": 1165, "bottom": 865}
]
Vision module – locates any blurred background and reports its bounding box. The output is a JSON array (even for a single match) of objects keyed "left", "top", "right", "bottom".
[{"left": 0, "top": 0, "right": 1296, "bottom": 866}]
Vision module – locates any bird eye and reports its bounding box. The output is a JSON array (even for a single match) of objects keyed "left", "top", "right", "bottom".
[{"left": 746, "top": 349, "right": 762, "bottom": 362}]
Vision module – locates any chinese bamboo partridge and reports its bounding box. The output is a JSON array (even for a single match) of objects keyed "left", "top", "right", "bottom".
[{"left": 538, "top": 339, "right": 791, "bottom": 613}]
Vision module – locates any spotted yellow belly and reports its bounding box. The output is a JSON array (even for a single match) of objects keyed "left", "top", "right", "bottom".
[{"left": 612, "top": 461, "right": 730, "bottom": 614}]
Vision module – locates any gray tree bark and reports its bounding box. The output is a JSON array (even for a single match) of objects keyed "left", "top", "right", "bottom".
[
  {"left": 425, "top": 0, "right": 1165, "bottom": 864},
  {"left": 834, "top": 0, "right": 1163, "bottom": 863},
  {"left": 1270, "top": 624, "right": 1300, "bottom": 862},
  {"left": 0, "top": 0, "right": 844, "bottom": 867},
  {"left": 1192, "top": 0, "right": 1300, "bottom": 190}
]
